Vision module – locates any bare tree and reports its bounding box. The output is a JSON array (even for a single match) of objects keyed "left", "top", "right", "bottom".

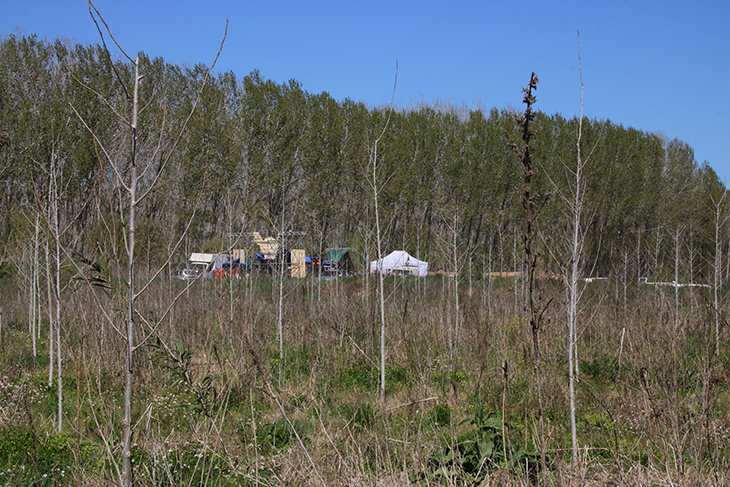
[
  {"left": 567, "top": 30, "right": 589, "bottom": 463},
  {"left": 50, "top": 148, "right": 63, "bottom": 433},
  {"left": 711, "top": 189, "right": 728, "bottom": 356},
  {"left": 70, "top": 4, "right": 226, "bottom": 484},
  {"left": 369, "top": 62, "right": 397, "bottom": 402},
  {"left": 539, "top": 33, "right": 601, "bottom": 463}
]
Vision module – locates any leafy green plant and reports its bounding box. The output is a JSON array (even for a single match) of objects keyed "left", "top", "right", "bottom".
[
  {"left": 339, "top": 402, "right": 375, "bottom": 429},
  {"left": 429, "top": 401, "right": 452, "bottom": 427},
  {"left": 338, "top": 363, "right": 411, "bottom": 392},
  {"left": 146, "top": 337, "right": 217, "bottom": 418},
  {"left": 428, "top": 413, "right": 541, "bottom": 485},
  {"left": 259, "top": 417, "right": 308, "bottom": 452},
  {"left": 431, "top": 367, "right": 468, "bottom": 397},
  {"left": 580, "top": 354, "right": 618, "bottom": 385},
  {"left": 343, "top": 363, "right": 375, "bottom": 390}
]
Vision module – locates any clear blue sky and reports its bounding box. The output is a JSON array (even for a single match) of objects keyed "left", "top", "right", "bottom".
[{"left": 3, "top": 1, "right": 730, "bottom": 183}]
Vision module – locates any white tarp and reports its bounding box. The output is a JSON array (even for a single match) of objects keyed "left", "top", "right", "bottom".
[
  {"left": 189, "top": 253, "right": 230, "bottom": 269},
  {"left": 370, "top": 250, "right": 428, "bottom": 277}
]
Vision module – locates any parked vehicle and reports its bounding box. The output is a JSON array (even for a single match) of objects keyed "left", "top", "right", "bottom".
[
  {"left": 174, "top": 266, "right": 205, "bottom": 280},
  {"left": 320, "top": 268, "right": 347, "bottom": 279}
]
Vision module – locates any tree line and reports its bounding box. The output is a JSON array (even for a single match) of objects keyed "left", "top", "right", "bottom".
[{"left": 0, "top": 33, "right": 726, "bottom": 284}]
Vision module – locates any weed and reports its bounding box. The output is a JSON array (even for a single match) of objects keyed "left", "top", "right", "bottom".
[
  {"left": 580, "top": 354, "right": 619, "bottom": 385},
  {"left": 339, "top": 402, "right": 376, "bottom": 429},
  {"left": 427, "top": 412, "right": 541, "bottom": 485},
  {"left": 146, "top": 336, "right": 218, "bottom": 419}
]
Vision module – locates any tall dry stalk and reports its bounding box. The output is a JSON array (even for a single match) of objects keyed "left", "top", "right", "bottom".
[
  {"left": 711, "top": 189, "right": 728, "bottom": 356},
  {"left": 509, "top": 72, "right": 551, "bottom": 479}
]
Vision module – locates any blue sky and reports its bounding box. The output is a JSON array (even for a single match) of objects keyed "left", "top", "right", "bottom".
[{"left": 3, "top": 1, "right": 730, "bottom": 183}]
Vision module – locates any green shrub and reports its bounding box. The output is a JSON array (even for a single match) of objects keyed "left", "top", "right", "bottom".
[
  {"left": 429, "top": 401, "right": 452, "bottom": 427},
  {"left": 427, "top": 413, "right": 541, "bottom": 485},
  {"left": 580, "top": 354, "right": 618, "bottom": 385},
  {"left": 339, "top": 363, "right": 376, "bottom": 390}
]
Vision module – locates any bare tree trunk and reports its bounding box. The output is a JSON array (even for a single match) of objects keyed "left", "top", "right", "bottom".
[
  {"left": 122, "top": 57, "right": 140, "bottom": 487},
  {"left": 513, "top": 227, "right": 519, "bottom": 314},
  {"left": 31, "top": 213, "right": 40, "bottom": 358},
  {"left": 74, "top": 11, "right": 226, "bottom": 483},
  {"left": 278, "top": 210, "right": 286, "bottom": 385},
  {"left": 41, "top": 146, "right": 64, "bottom": 433},
  {"left": 453, "top": 212, "right": 460, "bottom": 350},
  {"left": 567, "top": 30, "right": 587, "bottom": 463},
  {"left": 674, "top": 228, "right": 680, "bottom": 333},
  {"left": 52, "top": 153, "right": 63, "bottom": 433},
  {"left": 371, "top": 63, "right": 397, "bottom": 403},
  {"left": 712, "top": 190, "right": 727, "bottom": 356},
  {"left": 46, "top": 239, "right": 53, "bottom": 387},
  {"left": 637, "top": 228, "right": 641, "bottom": 283},
  {"left": 373, "top": 135, "right": 387, "bottom": 403},
  {"left": 488, "top": 236, "right": 493, "bottom": 321}
]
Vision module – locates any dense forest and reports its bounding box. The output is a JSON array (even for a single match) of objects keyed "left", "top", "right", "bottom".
[
  {"left": 0, "top": 34, "right": 726, "bottom": 279},
  {"left": 1, "top": 33, "right": 729, "bottom": 486}
]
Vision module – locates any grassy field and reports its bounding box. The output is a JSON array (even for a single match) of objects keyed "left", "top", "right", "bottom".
[{"left": 0, "top": 273, "right": 729, "bottom": 486}]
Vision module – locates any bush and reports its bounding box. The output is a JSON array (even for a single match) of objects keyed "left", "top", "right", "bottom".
[{"left": 427, "top": 413, "right": 541, "bottom": 485}]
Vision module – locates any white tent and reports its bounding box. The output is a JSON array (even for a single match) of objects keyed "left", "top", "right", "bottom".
[{"left": 370, "top": 250, "right": 428, "bottom": 277}]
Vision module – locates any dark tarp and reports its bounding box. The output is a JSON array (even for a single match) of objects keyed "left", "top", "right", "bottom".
[{"left": 323, "top": 248, "right": 357, "bottom": 273}]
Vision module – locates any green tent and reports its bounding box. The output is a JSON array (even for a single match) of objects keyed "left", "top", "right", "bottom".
[{"left": 324, "top": 248, "right": 357, "bottom": 274}]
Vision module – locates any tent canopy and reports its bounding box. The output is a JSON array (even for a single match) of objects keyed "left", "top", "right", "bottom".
[
  {"left": 324, "top": 248, "right": 349, "bottom": 265},
  {"left": 370, "top": 250, "right": 428, "bottom": 277},
  {"left": 324, "top": 248, "right": 357, "bottom": 273}
]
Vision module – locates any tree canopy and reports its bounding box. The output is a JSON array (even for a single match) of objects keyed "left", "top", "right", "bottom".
[{"left": 0, "top": 34, "right": 724, "bottom": 281}]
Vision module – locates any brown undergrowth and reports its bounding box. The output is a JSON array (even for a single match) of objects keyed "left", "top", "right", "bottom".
[{"left": 0, "top": 275, "right": 728, "bottom": 485}]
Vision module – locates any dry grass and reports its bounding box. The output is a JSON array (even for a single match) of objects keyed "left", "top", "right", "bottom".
[{"left": 0, "top": 275, "right": 728, "bottom": 485}]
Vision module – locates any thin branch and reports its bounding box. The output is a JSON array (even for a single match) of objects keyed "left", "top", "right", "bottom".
[
  {"left": 88, "top": 0, "right": 132, "bottom": 97},
  {"left": 68, "top": 103, "right": 131, "bottom": 193},
  {"left": 137, "top": 20, "right": 229, "bottom": 203},
  {"left": 68, "top": 72, "right": 129, "bottom": 124}
]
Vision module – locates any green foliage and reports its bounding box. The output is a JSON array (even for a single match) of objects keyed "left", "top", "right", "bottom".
[
  {"left": 338, "top": 363, "right": 376, "bottom": 390},
  {"left": 132, "top": 445, "right": 235, "bottom": 486},
  {"left": 258, "top": 417, "right": 308, "bottom": 452},
  {"left": 1, "top": 33, "right": 724, "bottom": 283},
  {"left": 580, "top": 354, "right": 619, "bottom": 385},
  {"left": 337, "top": 363, "right": 410, "bottom": 392},
  {"left": 429, "top": 401, "right": 452, "bottom": 427},
  {"left": 0, "top": 428, "right": 97, "bottom": 485},
  {"left": 431, "top": 365, "right": 468, "bottom": 398},
  {"left": 146, "top": 337, "right": 217, "bottom": 419},
  {"left": 338, "top": 402, "right": 376, "bottom": 429},
  {"left": 428, "top": 413, "right": 541, "bottom": 485}
]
